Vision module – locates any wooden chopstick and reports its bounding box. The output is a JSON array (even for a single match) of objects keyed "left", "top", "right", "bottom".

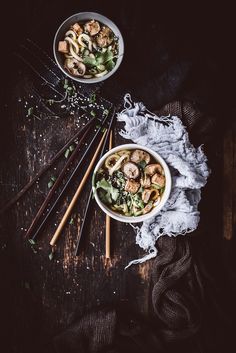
[
  {"left": 50, "top": 130, "right": 107, "bottom": 246},
  {"left": 74, "top": 108, "right": 117, "bottom": 256},
  {"left": 105, "top": 131, "right": 113, "bottom": 259},
  {"left": 0, "top": 117, "right": 95, "bottom": 215},
  {"left": 25, "top": 123, "right": 93, "bottom": 239},
  {"left": 29, "top": 111, "right": 112, "bottom": 240}
]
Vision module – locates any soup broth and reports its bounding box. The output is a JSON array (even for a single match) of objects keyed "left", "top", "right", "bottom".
[{"left": 95, "top": 148, "right": 166, "bottom": 217}]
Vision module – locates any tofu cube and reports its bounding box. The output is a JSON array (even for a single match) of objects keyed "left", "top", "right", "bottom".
[
  {"left": 58, "top": 41, "right": 68, "bottom": 53},
  {"left": 71, "top": 23, "right": 83, "bottom": 35}
]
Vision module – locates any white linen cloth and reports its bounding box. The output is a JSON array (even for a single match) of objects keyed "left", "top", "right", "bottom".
[{"left": 117, "top": 94, "right": 210, "bottom": 268}]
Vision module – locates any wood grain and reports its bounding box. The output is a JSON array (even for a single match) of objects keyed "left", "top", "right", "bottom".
[
  {"left": 105, "top": 130, "right": 113, "bottom": 260},
  {"left": 223, "top": 124, "right": 234, "bottom": 240},
  {"left": 0, "top": 76, "right": 150, "bottom": 346}
]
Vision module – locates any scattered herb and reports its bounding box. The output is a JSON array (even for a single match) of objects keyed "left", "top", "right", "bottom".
[
  {"left": 63, "top": 78, "right": 69, "bottom": 89},
  {"left": 69, "top": 217, "right": 74, "bottom": 225},
  {"left": 49, "top": 252, "right": 54, "bottom": 261},
  {"left": 64, "top": 144, "right": 75, "bottom": 158},
  {"left": 47, "top": 99, "right": 55, "bottom": 105},
  {"left": 48, "top": 176, "right": 56, "bottom": 189},
  {"left": 28, "top": 239, "right": 36, "bottom": 245},
  {"left": 90, "top": 110, "right": 96, "bottom": 117},
  {"left": 89, "top": 93, "right": 97, "bottom": 103},
  {"left": 103, "top": 109, "right": 109, "bottom": 118},
  {"left": 27, "top": 107, "right": 34, "bottom": 117},
  {"left": 64, "top": 148, "right": 70, "bottom": 158}
]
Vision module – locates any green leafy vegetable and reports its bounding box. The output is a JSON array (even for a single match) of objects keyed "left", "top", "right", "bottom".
[
  {"left": 96, "top": 178, "right": 119, "bottom": 204},
  {"left": 106, "top": 60, "right": 115, "bottom": 71},
  {"left": 83, "top": 56, "right": 97, "bottom": 67},
  {"left": 103, "top": 50, "right": 114, "bottom": 63}
]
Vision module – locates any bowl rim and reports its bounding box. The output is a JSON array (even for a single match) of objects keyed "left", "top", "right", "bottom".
[
  {"left": 92, "top": 143, "right": 172, "bottom": 223},
  {"left": 53, "top": 11, "right": 124, "bottom": 84}
]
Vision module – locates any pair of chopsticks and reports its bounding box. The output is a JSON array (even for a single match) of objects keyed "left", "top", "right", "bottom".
[
  {"left": 0, "top": 117, "right": 96, "bottom": 215},
  {"left": 74, "top": 110, "right": 116, "bottom": 256},
  {"left": 50, "top": 130, "right": 107, "bottom": 245},
  {"left": 26, "top": 109, "right": 114, "bottom": 241},
  {"left": 105, "top": 131, "right": 112, "bottom": 260}
]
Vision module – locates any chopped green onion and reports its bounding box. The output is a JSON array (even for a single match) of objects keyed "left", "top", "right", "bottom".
[
  {"left": 27, "top": 107, "right": 34, "bottom": 117},
  {"left": 28, "top": 238, "right": 36, "bottom": 245},
  {"left": 49, "top": 252, "right": 54, "bottom": 261}
]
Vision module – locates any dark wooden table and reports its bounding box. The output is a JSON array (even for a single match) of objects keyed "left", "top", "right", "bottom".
[
  {"left": 1, "top": 2, "right": 236, "bottom": 352},
  {"left": 0, "top": 68, "right": 155, "bottom": 352}
]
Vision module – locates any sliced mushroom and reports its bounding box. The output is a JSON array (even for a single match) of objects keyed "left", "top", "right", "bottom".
[
  {"left": 109, "top": 155, "right": 129, "bottom": 176},
  {"left": 131, "top": 150, "right": 151, "bottom": 164},
  {"left": 122, "top": 162, "right": 140, "bottom": 179},
  {"left": 64, "top": 58, "right": 86, "bottom": 77},
  {"left": 145, "top": 163, "right": 163, "bottom": 176},
  {"left": 151, "top": 173, "right": 165, "bottom": 187},
  {"left": 124, "top": 179, "right": 140, "bottom": 194},
  {"left": 96, "top": 26, "right": 113, "bottom": 47},
  {"left": 140, "top": 174, "right": 151, "bottom": 188},
  {"left": 84, "top": 20, "right": 101, "bottom": 36}
]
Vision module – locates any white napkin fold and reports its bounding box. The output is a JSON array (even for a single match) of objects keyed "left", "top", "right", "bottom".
[{"left": 117, "top": 94, "right": 210, "bottom": 268}]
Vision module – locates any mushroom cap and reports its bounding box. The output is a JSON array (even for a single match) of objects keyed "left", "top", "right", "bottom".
[
  {"left": 131, "top": 149, "right": 151, "bottom": 164},
  {"left": 84, "top": 20, "right": 101, "bottom": 36},
  {"left": 122, "top": 162, "right": 140, "bottom": 179},
  {"left": 65, "top": 58, "right": 86, "bottom": 77}
]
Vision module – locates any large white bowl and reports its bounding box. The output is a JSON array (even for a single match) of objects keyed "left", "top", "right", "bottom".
[
  {"left": 92, "top": 143, "right": 172, "bottom": 223},
  {"left": 53, "top": 12, "right": 124, "bottom": 83}
]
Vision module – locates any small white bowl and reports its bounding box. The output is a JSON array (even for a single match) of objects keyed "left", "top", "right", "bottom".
[
  {"left": 92, "top": 143, "right": 172, "bottom": 223},
  {"left": 53, "top": 12, "right": 124, "bottom": 83}
]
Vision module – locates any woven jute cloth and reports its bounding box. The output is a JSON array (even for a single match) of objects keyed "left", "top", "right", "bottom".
[{"left": 155, "top": 100, "right": 216, "bottom": 145}]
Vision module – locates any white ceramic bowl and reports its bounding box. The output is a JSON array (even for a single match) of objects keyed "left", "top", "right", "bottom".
[
  {"left": 53, "top": 12, "right": 124, "bottom": 83},
  {"left": 92, "top": 143, "right": 172, "bottom": 223}
]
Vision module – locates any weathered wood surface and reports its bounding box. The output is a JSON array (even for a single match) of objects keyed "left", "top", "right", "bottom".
[{"left": 0, "top": 70, "right": 153, "bottom": 350}]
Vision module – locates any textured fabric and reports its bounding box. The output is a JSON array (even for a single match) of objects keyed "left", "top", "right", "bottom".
[
  {"left": 117, "top": 94, "right": 210, "bottom": 267},
  {"left": 54, "top": 309, "right": 116, "bottom": 353}
]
